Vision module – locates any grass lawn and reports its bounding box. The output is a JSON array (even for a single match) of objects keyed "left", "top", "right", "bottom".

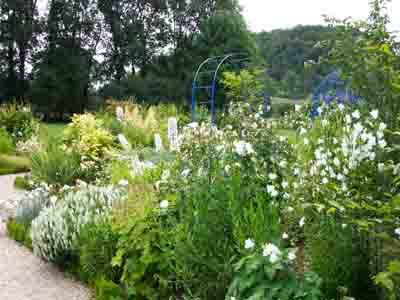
[
  {"left": 271, "top": 97, "right": 307, "bottom": 105},
  {"left": 0, "top": 154, "right": 31, "bottom": 175}
]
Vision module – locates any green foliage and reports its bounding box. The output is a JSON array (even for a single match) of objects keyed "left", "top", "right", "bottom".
[
  {"left": 325, "top": 0, "right": 400, "bottom": 128},
  {"left": 256, "top": 25, "right": 335, "bottom": 97},
  {"left": 227, "top": 251, "right": 322, "bottom": 300},
  {"left": 110, "top": 185, "right": 173, "bottom": 300},
  {"left": 307, "top": 217, "right": 374, "bottom": 299},
  {"left": 78, "top": 221, "right": 121, "bottom": 284},
  {"left": 6, "top": 219, "right": 32, "bottom": 249},
  {"left": 31, "top": 45, "right": 91, "bottom": 116},
  {"left": 14, "top": 175, "right": 32, "bottom": 190},
  {"left": 31, "top": 142, "right": 82, "bottom": 186},
  {"left": 0, "top": 127, "right": 14, "bottom": 154},
  {"left": 0, "top": 103, "right": 38, "bottom": 141},
  {"left": 63, "top": 113, "right": 114, "bottom": 159},
  {"left": 222, "top": 68, "right": 273, "bottom": 104},
  {"left": 95, "top": 278, "right": 124, "bottom": 300}
]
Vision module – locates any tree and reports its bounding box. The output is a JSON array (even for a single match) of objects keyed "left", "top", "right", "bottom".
[
  {"left": 31, "top": 0, "right": 102, "bottom": 115},
  {"left": 326, "top": 0, "right": 400, "bottom": 128},
  {"left": 0, "top": 0, "right": 40, "bottom": 100}
]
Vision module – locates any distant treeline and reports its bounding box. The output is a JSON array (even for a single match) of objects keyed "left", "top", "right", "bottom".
[{"left": 0, "top": 0, "right": 336, "bottom": 115}]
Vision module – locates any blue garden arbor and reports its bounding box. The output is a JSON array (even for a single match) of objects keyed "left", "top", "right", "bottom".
[{"left": 191, "top": 53, "right": 249, "bottom": 124}]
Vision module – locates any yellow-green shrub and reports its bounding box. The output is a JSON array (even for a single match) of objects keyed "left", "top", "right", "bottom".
[{"left": 63, "top": 113, "right": 114, "bottom": 159}]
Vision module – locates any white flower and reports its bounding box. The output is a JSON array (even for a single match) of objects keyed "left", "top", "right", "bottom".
[
  {"left": 287, "top": 206, "right": 294, "bottom": 212},
  {"left": 269, "top": 173, "right": 278, "bottom": 180},
  {"left": 333, "top": 157, "right": 341, "bottom": 167},
  {"left": 263, "top": 243, "right": 281, "bottom": 263},
  {"left": 304, "top": 138, "right": 309, "bottom": 145},
  {"left": 181, "top": 169, "right": 190, "bottom": 178},
  {"left": 168, "top": 118, "right": 179, "bottom": 150},
  {"left": 321, "top": 119, "right": 328, "bottom": 127},
  {"left": 154, "top": 134, "right": 164, "bottom": 152},
  {"left": 118, "top": 134, "right": 131, "bottom": 151},
  {"left": 267, "top": 185, "right": 278, "bottom": 197},
  {"left": 379, "top": 122, "right": 387, "bottom": 131},
  {"left": 352, "top": 110, "right": 360, "bottom": 119},
  {"left": 299, "top": 217, "right": 305, "bottom": 227},
  {"left": 244, "top": 239, "right": 255, "bottom": 249},
  {"left": 370, "top": 110, "right": 379, "bottom": 119},
  {"left": 299, "top": 128, "right": 307, "bottom": 135},
  {"left": 322, "top": 177, "right": 329, "bottom": 184},
  {"left": 295, "top": 104, "right": 301, "bottom": 112},
  {"left": 116, "top": 106, "right": 124, "bottom": 121},
  {"left": 160, "top": 200, "right": 169, "bottom": 209},
  {"left": 234, "top": 141, "right": 254, "bottom": 157},
  {"left": 378, "top": 139, "right": 387, "bottom": 148},
  {"left": 395, "top": 228, "right": 400, "bottom": 237},
  {"left": 282, "top": 232, "right": 289, "bottom": 239},
  {"left": 282, "top": 181, "right": 289, "bottom": 189},
  {"left": 378, "top": 163, "right": 385, "bottom": 172},
  {"left": 224, "top": 165, "right": 231, "bottom": 173},
  {"left": 118, "top": 180, "right": 129, "bottom": 186},
  {"left": 317, "top": 107, "right": 323, "bottom": 115},
  {"left": 269, "top": 252, "right": 280, "bottom": 263},
  {"left": 288, "top": 250, "right": 297, "bottom": 261},
  {"left": 338, "top": 103, "right": 345, "bottom": 111}
]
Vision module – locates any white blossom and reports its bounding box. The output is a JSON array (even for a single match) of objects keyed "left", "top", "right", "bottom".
[
  {"left": 244, "top": 239, "right": 255, "bottom": 249},
  {"left": 160, "top": 200, "right": 169, "bottom": 209},
  {"left": 234, "top": 141, "right": 254, "bottom": 157}
]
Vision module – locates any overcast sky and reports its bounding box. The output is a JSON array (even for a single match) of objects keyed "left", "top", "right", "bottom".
[
  {"left": 238, "top": 0, "right": 400, "bottom": 33},
  {"left": 38, "top": 0, "right": 400, "bottom": 34}
]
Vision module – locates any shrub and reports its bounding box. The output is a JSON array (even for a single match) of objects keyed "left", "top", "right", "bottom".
[
  {"left": 0, "top": 103, "right": 39, "bottom": 142},
  {"left": 14, "top": 175, "right": 33, "bottom": 190},
  {"left": 307, "top": 217, "right": 374, "bottom": 299},
  {"left": 0, "top": 127, "right": 14, "bottom": 154},
  {"left": 63, "top": 113, "right": 114, "bottom": 159},
  {"left": 31, "top": 184, "right": 126, "bottom": 264},
  {"left": 6, "top": 219, "right": 32, "bottom": 249},
  {"left": 15, "top": 185, "right": 53, "bottom": 226},
  {"left": 95, "top": 278, "right": 124, "bottom": 300},
  {"left": 78, "top": 221, "right": 121, "bottom": 283},
  {"left": 31, "top": 142, "right": 83, "bottom": 186},
  {"left": 226, "top": 244, "right": 322, "bottom": 300}
]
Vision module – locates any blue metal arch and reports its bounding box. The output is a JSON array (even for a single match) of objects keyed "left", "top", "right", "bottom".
[{"left": 191, "top": 53, "right": 249, "bottom": 124}]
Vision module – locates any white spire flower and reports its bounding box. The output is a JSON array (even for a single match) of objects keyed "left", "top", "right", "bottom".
[
  {"left": 282, "top": 232, "right": 289, "bottom": 239},
  {"left": 116, "top": 106, "right": 124, "bottom": 121},
  {"left": 118, "top": 134, "right": 131, "bottom": 151},
  {"left": 299, "top": 217, "right": 305, "bottom": 227},
  {"left": 154, "top": 134, "right": 164, "bottom": 152},
  {"left": 168, "top": 118, "right": 179, "bottom": 151}
]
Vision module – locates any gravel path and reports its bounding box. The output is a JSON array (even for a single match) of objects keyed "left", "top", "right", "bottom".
[{"left": 0, "top": 174, "right": 92, "bottom": 300}]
